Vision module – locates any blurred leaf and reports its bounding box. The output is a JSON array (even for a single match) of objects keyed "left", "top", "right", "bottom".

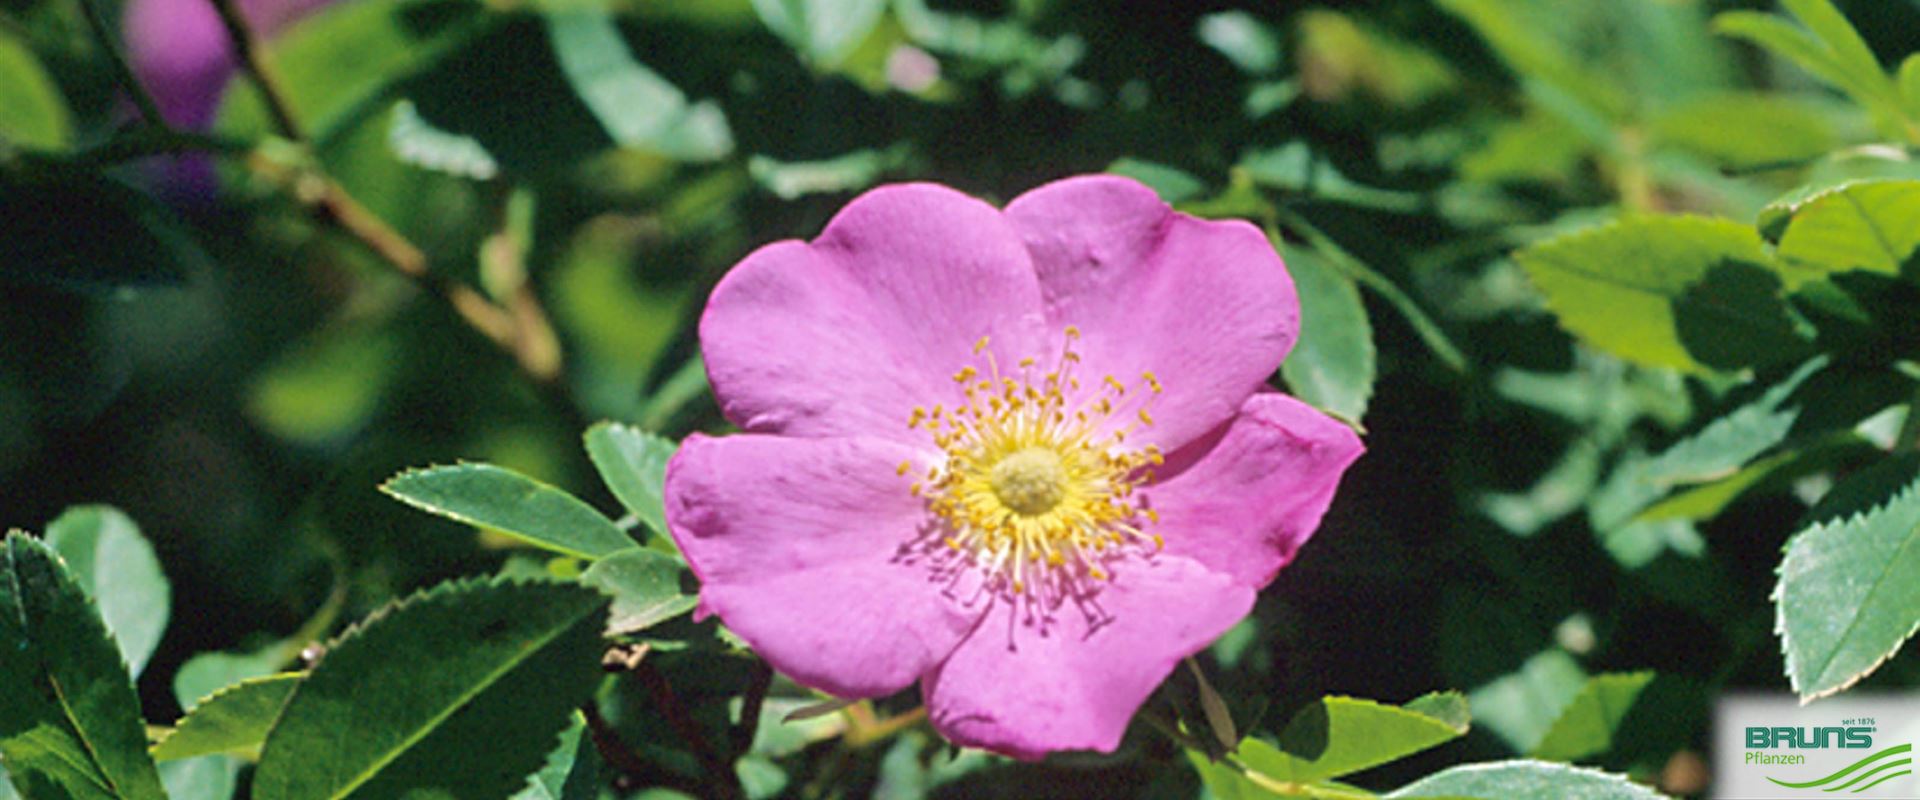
[
  {"left": 157, "top": 757, "right": 240, "bottom": 800},
  {"left": 1241, "top": 143, "right": 1422, "bottom": 213},
  {"left": 1647, "top": 93, "right": 1837, "bottom": 169},
  {"left": 246, "top": 322, "right": 402, "bottom": 446},
  {"left": 736, "top": 755, "right": 788, "bottom": 800},
  {"left": 173, "top": 649, "right": 289, "bottom": 711},
  {"left": 547, "top": 10, "right": 733, "bottom": 160},
  {"left": 1280, "top": 248, "right": 1375, "bottom": 423},
  {"left": 0, "top": 29, "right": 70, "bottom": 149},
  {"left": 1776, "top": 179, "right": 1920, "bottom": 277},
  {"left": 1902, "top": 54, "right": 1920, "bottom": 117},
  {"left": 43, "top": 505, "right": 169, "bottom": 679},
  {"left": 1635, "top": 450, "right": 1799, "bottom": 522},
  {"left": 583, "top": 422, "right": 675, "bottom": 538},
  {"left": 151, "top": 674, "right": 302, "bottom": 761},
  {"left": 228, "top": 0, "right": 496, "bottom": 146},
  {"left": 1388, "top": 759, "right": 1670, "bottom": 799},
  {"left": 749, "top": 145, "right": 909, "bottom": 200},
  {"left": 388, "top": 99, "right": 501, "bottom": 179},
  {"left": 1479, "top": 441, "right": 1601, "bottom": 537},
  {"left": 1239, "top": 693, "right": 1470, "bottom": 784},
  {"left": 252, "top": 578, "right": 608, "bottom": 799},
  {"left": 0, "top": 169, "right": 206, "bottom": 293},
  {"left": 1776, "top": 472, "right": 1920, "bottom": 700},
  {"left": 1435, "top": 0, "right": 1628, "bottom": 121},
  {"left": 1640, "top": 359, "right": 1819, "bottom": 487},
  {"left": 1514, "top": 215, "right": 1774, "bottom": 371},
  {"left": 746, "top": 698, "right": 848, "bottom": 758},
  {"left": 1529, "top": 671, "right": 1654, "bottom": 762},
  {"left": 1712, "top": 2, "right": 1908, "bottom": 140},
  {"left": 1459, "top": 113, "right": 1587, "bottom": 184},
  {"left": 381, "top": 463, "right": 636, "bottom": 559},
  {"left": 510, "top": 716, "right": 598, "bottom": 800},
  {"left": 1468, "top": 649, "right": 1586, "bottom": 753},
  {"left": 578, "top": 547, "right": 695, "bottom": 635},
  {"left": 1106, "top": 158, "right": 1207, "bottom": 204},
  {"left": 750, "top": 0, "right": 885, "bottom": 67},
  {"left": 0, "top": 532, "right": 166, "bottom": 800},
  {"left": 1197, "top": 11, "right": 1281, "bottom": 75},
  {"left": 1295, "top": 10, "right": 1458, "bottom": 108}
]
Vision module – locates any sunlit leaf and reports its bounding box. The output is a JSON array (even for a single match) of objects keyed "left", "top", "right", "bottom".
[
  {"left": 1514, "top": 215, "right": 1775, "bottom": 371},
  {"left": 1776, "top": 180, "right": 1920, "bottom": 277},
  {"left": 252, "top": 578, "right": 608, "bottom": 799},
  {"left": 43, "top": 506, "right": 170, "bottom": 679},
  {"left": 1279, "top": 248, "right": 1375, "bottom": 423},
  {"left": 151, "top": 674, "right": 302, "bottom": 761},
  {"left": 1197, "top": 11, "right": 1282, "bottom": 75},
  {"left": 1239, "top": 693, "right": 1470, "bottom": 784},
  {"left": 1777, "top": 472, "right": 1920, "bottom": 699},
  {"left": 1529, "top": 672, "right": 1655, "bottom": 762},
  {"left": 0, "top": 532, "right": 166, "bottom": 800},
  {"left": 750, "top": 0, "right": 886, "bottom": 67},
  {"left": 1468, "top": 649, "right": 1586, "bottom": 753},
  {"left": 578, "top": 547, "right": 695, "bottom": 635},
  {"left": 0, "top": 30, "right": 70, "bottom": 149},
  {"left": 382, "top": 463, "right": 636, "bottom": 559},
  {"left": 583, "top": 422, "right": 676, "bottom": 538},
  {"left": 1389, "top": 759, "right": 1670, "bottom": 799}
]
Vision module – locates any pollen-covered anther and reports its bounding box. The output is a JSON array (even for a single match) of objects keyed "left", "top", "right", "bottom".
[{"left": 902, "top": 328, "right": 1166, "bottom": 611}]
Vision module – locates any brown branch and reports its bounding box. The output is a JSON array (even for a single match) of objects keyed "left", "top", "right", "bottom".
[
  {"left": 729, "top": 659, "right": 774, "bottom": 759},
  {"left": 204, "top": 0, "right": 304, "bottom": 141},
  {"left": 75, "top": 0, "right": 168, "bottom": 127},
  {"left": 609, "top": 649, "right": 743, "bottom": 800},
  {"left": 580, "top": 702, "right": 704, "bottom": 796}
]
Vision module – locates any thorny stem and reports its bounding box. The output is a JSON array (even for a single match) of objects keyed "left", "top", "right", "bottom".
[
  {"left": 204, "top": 0, "right": 304, "bottom": 141},
  {"left": 622, "top": 655, "right": 743, "bottom": 799},
  {"left": 730, "top": 659, "right": 774, "bottom": 759},
  {"left": 580, "top": 702, "right": 705, "bottom": 797},
  {"left": 74, "top": 0, "right": 168, "bottom": 127}
]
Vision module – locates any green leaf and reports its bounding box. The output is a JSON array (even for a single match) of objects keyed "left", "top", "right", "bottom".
[
  {"left": 1280, "top": 248, "right": 1376, "bottom": 423},
  {"left": 1514, "top": 215, "right": 1774, "bottom": 371},
  {"left": 582, "top": 422, "right": 676, "bottom": 539},
  {"left": 252, "top": 578, "right": 609, "bottom": 800},
  {"left": 151, "top": 674, "right": 302, "bottom": 761},
  {"left": 1240, "top": 693, "right": 1470, "bottom": 784},
  {"left": 1467, "top": 649, "right": 1586, "bottom": 754},
  {"left": 387, "top": 99, "right": 501, "bottom": 179},
  {"left": 1433, "top": 0, "right": 1628, "bottom": 122},
  {"left": 1240, "top": 143, "right": 1422, "bottom": 213},
  {"left": 577, "top": 548, "right": 695, "bottom": 635},
  {"left": 381, "top": 463, "right": 636, "bottom": 559},
  {"left": 1388, "top": 759, "right": 1670, "bottom": 799},
  {"left": 0, "top": 532, "right": 166, "bottom": 800},
  {"left": 1777, "top": 180, "right": 1920, "bottom": 277},
  {"left": 546, "top": 10, "right": 732, "bottom": 160},
  {"left": 43, "top": 506, "right": 170, "bottom": 679},
  {"left": 751, "top": 0, "right": 886, "bottom": 67},
  {"left": 749, "top": 146, "right": 910, "bottom": 200},
  {"left": 1713, "top": 2, "right": 1908, "bottom": 141},
  {"left": 1529, "top": 672, "right": 1654, "bottom": 762},
  {"left": 0, "top": 169, "right": 207, "bottom": 293},
  {"left": 1639, "top": 359, "right": 1820, "bottom": 487},
  {"left": 1647, "top": 92, "right": 1836, "bottom": 169},
  {"left": 1901, "top": 54, "right": 1920, "bottom": 118},
  {"left": 0, "top": 30, "right": 71, "bottom": 149},
  {"left": 157, "top": 756, "right": 240, "bottom": 800},
  {"left": 1776, "top": 474, "right": 1920, "bottom": 699},
  {"left": 1106, "top": 158, "right": 1207, "bottom": 204},
  {"left": 1196, "top": 11, "right": 1282, "bottom": 75},
  {"left": 225, "top": 0, "right": 496, "bottom": 147},
  {"left": 510, "top": 716, "right": 598, "bottom": 800}
]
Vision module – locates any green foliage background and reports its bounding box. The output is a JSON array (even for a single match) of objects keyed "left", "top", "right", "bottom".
[{"left": 5, "top": 0, "right": 1920, "bottom": 797}]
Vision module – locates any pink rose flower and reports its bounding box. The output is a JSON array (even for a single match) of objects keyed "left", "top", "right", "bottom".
[
  {"left": 124, "top": 0, "right": 335, "bottom": 129},
  {"left": 664, "top": 175, "right": 1363, "bottom": 759}
]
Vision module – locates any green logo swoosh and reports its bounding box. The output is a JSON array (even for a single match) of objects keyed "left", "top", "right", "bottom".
[{"left": 1767, "top": 743, "right": 1911, "bottom": 791}]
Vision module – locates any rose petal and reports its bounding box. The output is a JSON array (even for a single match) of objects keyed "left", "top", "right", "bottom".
[
  {"left": 665, "top": 433, "right": 974, "bottom": 698},
  {"left": 921, "top": 554, "right": 1253, "bottom": 760},
  {"left": 1146, "top": 392, "right": 1363, "bottom": 589},
  {"left": 702, "top": 184, "right": 1048, "bottom": 442},
  {"left": 1005, "top": 175, "right": 1300, "bottom": 452}
]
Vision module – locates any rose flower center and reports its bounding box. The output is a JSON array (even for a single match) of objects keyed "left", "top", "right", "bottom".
[
  {"left": 898, "top": 327, "right": 1167, "bottom": 608},
  {"left": 989, "top": 447, "right": 1069, "bottom": 515}
]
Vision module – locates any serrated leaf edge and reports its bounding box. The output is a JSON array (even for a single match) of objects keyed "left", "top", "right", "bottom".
[
  {"left": 1773, "top": 479, "right": 1920, "bottom": 700},
  {"left": 1388, "top": 758, "right": 1673, "bottom": 798},
  {"left": 149, "top": 672, "right": 304, "bottom": 760},
  {"left": 258, "top": 574, "right": 607, "bottom": 799},
  {"left": 377, "top": 461, "right": 628, "bottom": 560}
]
